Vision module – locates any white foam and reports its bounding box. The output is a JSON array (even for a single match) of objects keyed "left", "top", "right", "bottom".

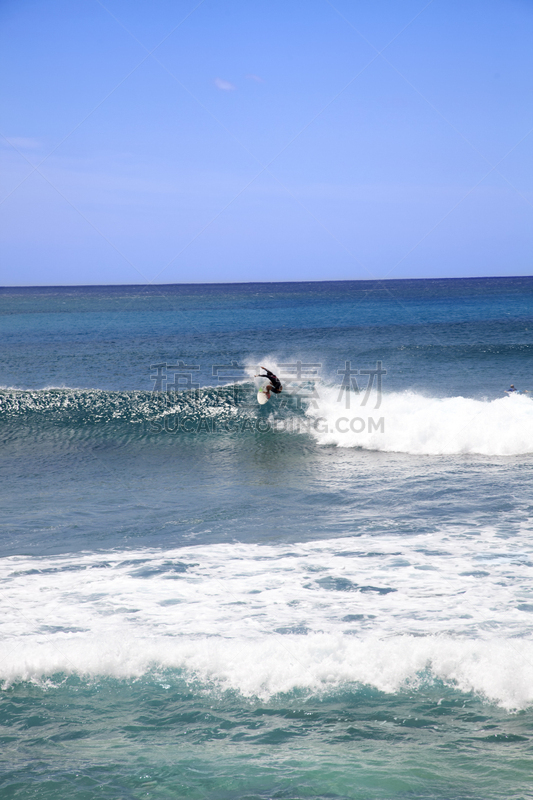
[
  {"left": 306, "top": 388, "right": 533, "bottom": 455},
  {"left": 2, "top": 532, "right": 533, "bottom": 708}
]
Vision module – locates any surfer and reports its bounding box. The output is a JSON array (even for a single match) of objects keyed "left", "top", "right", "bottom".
[
  {"left": 507, "top": 385, "right": 518, "bottom": 393},
  {"left": 257, "top": 366, "right": 283, "bottom": 399}
]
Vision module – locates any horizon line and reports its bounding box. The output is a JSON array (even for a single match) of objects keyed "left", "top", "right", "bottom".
[{"left": 1, "top": 275, "right": 531, "bottom": 290}]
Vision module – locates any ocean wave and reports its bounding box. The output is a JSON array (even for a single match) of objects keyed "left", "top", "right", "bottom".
[
  {"left": 2, "top": 385, "right": 533, "bottom": 456},
  {"left": 307, "top": 388, "right": 533, "bottom": 456},
  {"left": 4, "top": 633, "right": 533, "bottom": 712},
  {"left": 0, "top": 384, "right": 268, "bottom": 430},
  {"left": 2, "top": 535, "right": 533, "bottom": 709}
]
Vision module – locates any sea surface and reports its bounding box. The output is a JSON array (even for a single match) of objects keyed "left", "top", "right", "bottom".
[{"left": 1, "top": 277, "right": 533, "bottom": 799}]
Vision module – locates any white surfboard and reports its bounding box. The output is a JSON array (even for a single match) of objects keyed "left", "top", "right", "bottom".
[{"left": 257, "top": 388, "right": 270, "bottom": 405}]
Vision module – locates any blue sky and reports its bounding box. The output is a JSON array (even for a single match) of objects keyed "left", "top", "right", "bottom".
[{"left": 1, "top": 0, "right": 532, "bottom": 285}]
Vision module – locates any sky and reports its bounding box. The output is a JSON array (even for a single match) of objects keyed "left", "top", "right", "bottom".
[{"left": 1, "top": 0, "right": 532, "bottom": 285}]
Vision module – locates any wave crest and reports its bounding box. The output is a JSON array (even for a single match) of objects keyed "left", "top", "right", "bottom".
[
  {"left": 307, "top": 389, "right": 533, "bottom": 456},
  {"left": 2, "top": 386, "right": 532, "bottom": 456}
]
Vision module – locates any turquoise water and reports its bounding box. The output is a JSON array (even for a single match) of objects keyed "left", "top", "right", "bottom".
[{"left": 1, "top": 278, "right": 533, "bottom": 798}]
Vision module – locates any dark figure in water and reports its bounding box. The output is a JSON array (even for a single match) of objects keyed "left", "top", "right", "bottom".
[
  {"left": 507, "top": 384, "right": 518, "bottom": 393},
  {"left": 257, "top": 366, "right": 283, "bottom": 399}
]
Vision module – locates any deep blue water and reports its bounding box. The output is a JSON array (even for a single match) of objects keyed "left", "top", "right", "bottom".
[{"left": 1, "top": 278, "right": 533, "bottom": 799}]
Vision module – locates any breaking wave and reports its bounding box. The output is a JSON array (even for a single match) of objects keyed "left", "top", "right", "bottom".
[
  {"left": 2, "top": 536, "right": 533, "bottom": 710},
  {"left": 1, "top": 385, "right": 532, "bottom": 456},
  {"left": 307, "top": 388, "right": 533, "bottom": 456}
]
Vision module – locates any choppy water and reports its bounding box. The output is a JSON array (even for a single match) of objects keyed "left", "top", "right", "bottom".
[{"left": 1, "top": 278, "right": 533, "bottom": 799}]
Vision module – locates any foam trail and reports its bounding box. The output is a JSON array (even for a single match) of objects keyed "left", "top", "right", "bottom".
[{"left": 307, "top": 389, "right": 533, "bottom": 455}]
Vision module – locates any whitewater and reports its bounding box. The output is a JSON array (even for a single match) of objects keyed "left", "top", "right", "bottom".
[
  {"left": 3, "top": 529, "right": 533, "bottom": 709},
  {"left": 308, "top": 388, "right": 533, "bottom": 455}
]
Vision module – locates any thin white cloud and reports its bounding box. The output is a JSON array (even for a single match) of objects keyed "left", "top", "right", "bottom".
[
  {"left": 4, "top": 137, "right": 42, "bottom": 150},
  {"left": 214, "top": 78, "right": 236, "bottom": 91},
  {"left": 245, "top": 74, "right": 264, "bottom": 82}
]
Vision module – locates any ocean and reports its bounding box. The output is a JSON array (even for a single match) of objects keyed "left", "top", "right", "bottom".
[{"left": 1, "top": 277, "right": 533, "bottom": 799}]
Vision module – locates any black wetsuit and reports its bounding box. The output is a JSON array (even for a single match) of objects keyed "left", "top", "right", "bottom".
[{"left": 260, "top": 369, "right": 282, "bottom": 393}]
